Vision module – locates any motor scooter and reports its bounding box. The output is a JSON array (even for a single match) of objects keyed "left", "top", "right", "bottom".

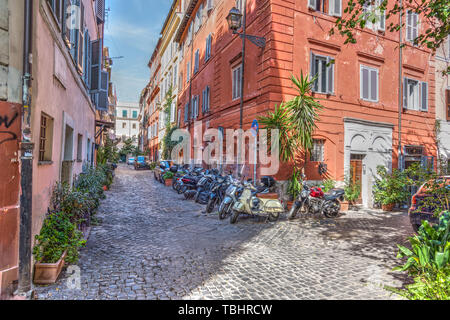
[{"left": 230, "top": 179, "right": 284, "bottom": 224}]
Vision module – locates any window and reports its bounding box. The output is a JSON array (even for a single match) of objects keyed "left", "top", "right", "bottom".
[
  {"left": 310, "top": 53, "right": 334, "bottom": 94},
  {"left": 194, "top": 49, "right": 200, "bottom": 73},
  {"left": 403, "top": 78, "right": 428, "bottom": 111},
  {"left": 207, "top": 0, "right": 213, "bottom": 11},
  {"left": 133, "top": 123, "right": 137, "bottom": 129},
  {"left": 171, "top": 101, "right": 176, "bottom": 123},
  {"left": 360, "top": 65, "right": 379, "bottom": 102},
  {"left": 191, "top": 96, "right": 199, "bottom": 119},
  {"left": 122, "top": 123, "right": 126, "bottom": 129},
  {"left": 202, "top": 86, "right": 211, "bottom": 113},
  {"left": 87, "top": 138, "right": 91, "bottom": 164},
  {"left": 361, "top": 0, "right": 385, "bottom": 31},
  {"left": 77, "top": 134, "right": 83, "bottom": 161},
  {"left": 236, "top": 0, "right": 244, "bottom": 13},
  {"left": 406, "top": 11, "right": 419, "bottom": 43},
  {"left": 122, "top": 110, "right": 128, "bottom": 118},
  {"left": 47, "top": 0, "right": 64, "bottom": 26},
  {"left": 187, "top": 61, "right": 191, "bottom": 82},
  {"left": 232, "top": 64, "right": 242, "bottom": 100},
  {"left": 184, "top": 102, "right": 189, "bottom": 123},
  {"left": 195, "top": 3, "right": 203, "bottom": 32},
  {"left": 205, "top": 34, "right": 212, "bottom": 61},
  {"left": 311, "top": 139, "right": 324, "bottom": 162},
  {"left": 133, "top": 111, "right": 138, "bottom": 119},
  {"left": 39, "top": 114, "right": 54, "bottom": 162}
]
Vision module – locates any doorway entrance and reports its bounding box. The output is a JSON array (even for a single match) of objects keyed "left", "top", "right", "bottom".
[{"left": 350, "top": 154, "right": 364, "bottom": 204}]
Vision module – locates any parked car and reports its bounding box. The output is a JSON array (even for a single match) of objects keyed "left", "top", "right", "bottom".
[
  {"left": 134, "top": 156, "right": 150, "bottom": 170},
  {"left": 127, "top": 157, "right": 135, "bottom": 165},
  {"left": 154, "top": 160, "right": 174, "bottom": 182},
  {"left": 409, "top": 176, "right": 450, "bottom": 232}
]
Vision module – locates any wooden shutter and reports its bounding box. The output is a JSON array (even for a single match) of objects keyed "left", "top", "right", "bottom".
[
  {"left": 406, "top": 12, "right": 412, "bottom": 41},
  {"left": 96, "top": 0, "right": 105, "bottom": 23},
  {"left": 206, "top": 86, "right": 210, "bottom": 112},
  {"left": 96, "top": 71, "right": 109, "bottom": 111},
  {"left": 329, "top": 0, "right": 342, "bottom": 17},
  {"left": 90, "top": 39, "right": 102, "bottom": 91},
  {"left": 207, "top": 0, "right": 213, "bottom": 11},
  {"left": 370, "top": 68, "right": 378, "bottom": 101},
  {"left": 420, "top": 82, "right": 428, "bottom": 111},
  {"left": 361, "top": 66, "right": 369, "bottom": 100},
  {"left": 326, "top": 57, "right": 334, "bottom": 94},
  {"left": 403, "top": 77, "right": 408, "bottom": 109},
  {"left": 377, "top": 0, "right": 385, "bottom": 31},
  {"left": 195, "top": 49, "right": 199, "bottom": 73}
]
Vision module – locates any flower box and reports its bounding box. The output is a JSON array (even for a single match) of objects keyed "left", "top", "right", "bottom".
[{"left": 33, "top": 251, "right": 67, "bottom": 285}]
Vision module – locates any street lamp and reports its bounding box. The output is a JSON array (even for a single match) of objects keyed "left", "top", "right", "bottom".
[
  {"left": 226, "top": 2, "right": 265, "bottom": 175},
  {"left": 226, "top": 7, "right": 242, "bottom": 32}
]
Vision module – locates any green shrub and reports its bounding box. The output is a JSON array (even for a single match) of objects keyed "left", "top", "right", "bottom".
[
  {"left": 322, "top": 179, "right": 336, "bottom": 193},
  {"left": 33, "top": 211, "right": 86, "bottom": 264},
  {"left": 33, "top": 164, "right": 114, "bottom": 265},
  {"left": 162, "top": 171, "right": 174, "bottom": 180},
  {"left": 287, "top": 169, "right": 302, "bottom": 200},
  {"left": 344, "top": 173, "right": 361, "bottom": 204},
  {"left": 395, "top": 212, "right": 450, "bottom": 300},
  {"left": 373, "top": 166, "right": 409, "bottom": 206}
]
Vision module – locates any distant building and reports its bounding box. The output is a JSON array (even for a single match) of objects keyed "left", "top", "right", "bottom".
[{"left": 115, "top": 102, "right": 140, "bottom": 147}]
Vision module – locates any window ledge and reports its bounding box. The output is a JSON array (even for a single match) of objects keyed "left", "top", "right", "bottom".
[{"left": 38, "top": 161, "right": 54, "bottom": 166}]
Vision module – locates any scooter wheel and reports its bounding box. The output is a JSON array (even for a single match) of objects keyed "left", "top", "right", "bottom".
[
  {"left": 206, "top": 198, "right": 216, "bottom": 213},
  {"left": 268, "top": 212, "right": 280, "bottom": 222},
  {"left": 178, "top": 185, "right": 187, "bottom": 195},
  {"left": 230, "top": 210, "right": 239, "bottom": 224},
  {"left": 323, "top": 200, "right": 341, "bottom": 218},
  {"left": 218, "top": 202, "right": 230, "bottom": 220},
  {"left": 287, "top": 205, "right": 299, "bottom": 220}
]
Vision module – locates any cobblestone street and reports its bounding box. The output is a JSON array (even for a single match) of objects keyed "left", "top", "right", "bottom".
[{"left": 35, "top": 165, "right": 412, "bottom": 300}]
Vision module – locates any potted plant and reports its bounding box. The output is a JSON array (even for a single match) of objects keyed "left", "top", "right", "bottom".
[
  {"left": 344, "top": 175, "right": 361, "bottom": 211},
  {"left": 286, "top": 168, "right": 302, "bottom": 210},
  {"left": 162, "top": 171, "right": 174, "bottom": 187},
  {"left": 373, "top": 166, "right": 408, "bottom": 212},
  {"left": 33, "top": 211, "right": 86, "bottom": 284}
]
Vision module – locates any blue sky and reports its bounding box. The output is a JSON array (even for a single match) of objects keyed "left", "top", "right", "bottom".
[{"left": 104, "top": 0, "right": 173, "bottom": 103}]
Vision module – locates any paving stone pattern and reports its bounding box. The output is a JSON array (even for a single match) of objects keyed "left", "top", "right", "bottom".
[{"left": 35, "top": 165, "right": 412, "bottom": 300}]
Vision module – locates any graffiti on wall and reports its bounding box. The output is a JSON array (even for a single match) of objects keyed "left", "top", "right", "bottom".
[{"left": 0, "top": 111, "right": 19, "bottom": 146}]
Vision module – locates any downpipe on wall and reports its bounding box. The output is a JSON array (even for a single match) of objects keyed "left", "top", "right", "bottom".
[{"left": 16, "top": 0, "right": 34, "bottom": 298}]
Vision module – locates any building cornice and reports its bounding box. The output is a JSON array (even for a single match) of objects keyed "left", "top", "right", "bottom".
[{"left": 174, "top": 0, "right": 199, "bottom": 43}]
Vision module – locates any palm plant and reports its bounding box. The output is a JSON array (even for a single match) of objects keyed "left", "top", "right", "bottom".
[
  {"left": 258, "top": 71, "right": 324, "bottom": 198},
  {"left": 286, "top": 72, "right": 323, "bottom": 153},
  {"left": 258, "top": 103, "right": 296, "bottom": 162}
]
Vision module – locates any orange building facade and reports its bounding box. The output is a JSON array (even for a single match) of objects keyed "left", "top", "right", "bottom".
[{"left": 172, "top": 0, "right": 437, "bottom": 208}]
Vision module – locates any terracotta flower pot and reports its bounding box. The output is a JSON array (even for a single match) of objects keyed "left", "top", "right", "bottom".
[
  {"left": 340, "top": 201, "right": 350, "bottom": 212},
  {"left": 34, "top": 251, "right": 67, "bottom": 285},
  {"left": 164, "top": 179, "right": 173, "bottom": 187},
  {"left": 382, "top": 203, "right": 395, "bottom": 212},
  {"left": 286, "top": 201, "right": 294, "bottom": 210}
]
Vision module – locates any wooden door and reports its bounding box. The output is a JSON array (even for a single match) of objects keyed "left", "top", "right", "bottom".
[{"left": 350, "top": 156, "right": 363, "bottom": 203}]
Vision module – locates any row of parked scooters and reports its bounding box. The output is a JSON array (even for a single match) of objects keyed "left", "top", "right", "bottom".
[{"left": 155, "top": 165, "right": 346, "bottom": 224}]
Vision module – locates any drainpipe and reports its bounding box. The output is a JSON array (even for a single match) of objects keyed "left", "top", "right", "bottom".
[
  {"left": 236, "top": 0, "right": 247, "bottom": 175},
  {"left": 187, "top": 14, "right": 194, "bottom": 167},
  {"left": 17, "top": 0, "right": 34, "bottom": 297},
  {"left": 398, "top": 0, "right": 403, "bottom": 170}
]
